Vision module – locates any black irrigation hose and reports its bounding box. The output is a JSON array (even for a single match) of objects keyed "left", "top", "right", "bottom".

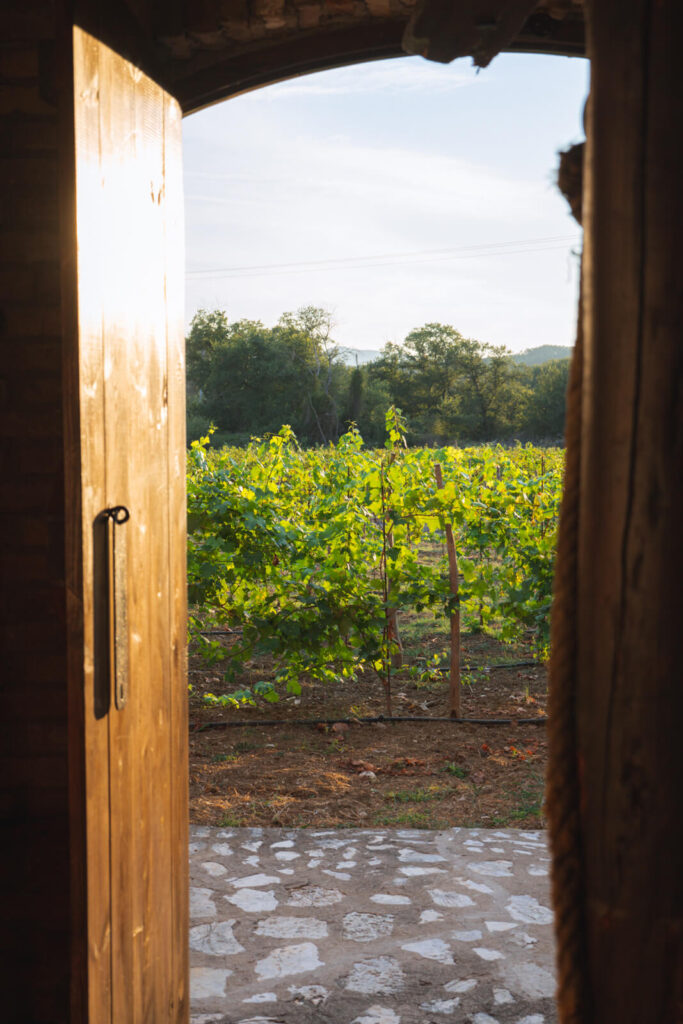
[
  {"left": 199, "top": 628, "right": 243, "bottom": 636},
  {"left": 479, "top": 660, "right": 540, "bottom": 670},
  {"left": 194, "top": 643, "right": 541, "bottom": 671},
  {"left": 191, "top": 714, "right": 547, "bottom": 731},
  {"left": 190, "top": 659, "right": 545, "bottom": 731},
  {"left": 431, "top": 660, "right": 540, "bottom": 673}
]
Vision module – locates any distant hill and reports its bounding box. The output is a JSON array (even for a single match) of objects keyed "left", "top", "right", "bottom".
[
  {"left": 513, "top": 345, "right": 572, "bottom": 366},
  {"left": 340, "top": 347, "right": 382, "bottom": 366},
  {"left": 339, "top": 344, "right": 571, "bottom": 368}
]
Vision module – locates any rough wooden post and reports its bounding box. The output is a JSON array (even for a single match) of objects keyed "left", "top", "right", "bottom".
[
  {"left": 386, "top": 526, "right": 404, "bottom": 669},
  {"left": 571, "top": 1, "right": 683, "bottom": 1019},
  {"left": 433, "top": 464, "right": 461, "bottom": 718}
]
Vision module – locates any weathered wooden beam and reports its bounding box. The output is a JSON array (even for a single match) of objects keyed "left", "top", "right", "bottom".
[
  {"left": 567, "top": 0, "right": 683, "bottom": 1020},
  {"left": 403, "top": 0, "right": 539, "bottom": 66}
]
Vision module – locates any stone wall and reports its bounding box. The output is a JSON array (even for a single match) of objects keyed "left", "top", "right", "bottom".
[{"left": 159, "top": 0, "right": 415, "bottom": 57}]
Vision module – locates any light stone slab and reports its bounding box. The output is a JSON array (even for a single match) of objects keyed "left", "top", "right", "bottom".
[
  {"left": 345, "top": 957, "right": 405, "bottom": 995},
  {"left": 189, "top": 921, "right": 244, "bottom": 956},
  {"left": 512, "top": 931, "right": 539, "bottom": 947},
  {"left": 419, "top": 909, "right": 443, "bottom": 923},
  {"left": 235, "top": 1017, "right": 283, "bottom": 1024},
  {"left": 469, "top": 860, "right": 514, "bottom": 877},
  {"left": 255, "top": 915, "right": 328, "bottom": 939},
  {"left": 428, "top": 888, "right": 475, "bottom": 908},
  {"left": 398, "top": 848, "right": 446, "bottom": 863},
  {"left": 254, "top": 942, "right": 323, "bottom": 980},
  {"left": 474, "top": 947, "right": 506, "bottom": 961},
  {"left": 493, "top": 988, "right": 514, "bottom": 1004},
  {"left": 190, "top": 967, "right": 232, "bottom": 1000},
  {"left": 401, "top": 939, "right": 453, "bottom": 965},
  {"left": 454, "top": 877, "right": 494, "bottom": 894},
  {"left": 370, "top": 894, "right": 411, "bottom": 906},
  {"left": 343, "top": 912, "right": 394, "bottom": 942},
  {"left": 225, "top": 889, "right": 278, "bottom": 912},
  {"left": 506, "top": 895, "right": 554, "bottom": 925},
  {"left": 201, "top": 862, "right": 227, "bottom": 878},
  {"left": 419, "top": 998, "right": 460, "bottom": 1013},
  {"left": 445, "top": 979, "right": 478, "bottom": 993},
  {"left": 399, "top": 865, "right": 446, "bottom": 876},
  {"left": 503, "top": 962, "right": 556, "bottom": 999},
  {"left": 286, "top": 886, "right": 343, "bottom": 907},
  {"left": 190, "top": 887, "right": 217, "bottom": 919},
  {"left": 211, "top": 843, "right": 233, "bottom": 856},
  {"left": 352, "top": 1006, "right": 401, "bottom": 1024},
  {"left": 230, "top": 873, "right": 280, "bottom": 889}
]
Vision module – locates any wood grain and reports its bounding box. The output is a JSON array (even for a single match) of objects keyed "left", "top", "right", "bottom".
[
  {"left": 164, "top": 87, "right": 190, "bottom": 1022},
  {"left": 578, "top": 1, "right": 683, "bottom": 1019},
  {"left": 72, "top": 27, "right": 188, "bottom": 1023},
  {"left": 72, "top": 27, "right": 113, "bottom": 1023}
]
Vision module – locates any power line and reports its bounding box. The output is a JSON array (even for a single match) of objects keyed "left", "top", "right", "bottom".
[
  {"left": 194, "top": 243, "right": 578, "bottom": 280},
  {"left": 186, "top": 234, "right": 582, "bottom": 281}
]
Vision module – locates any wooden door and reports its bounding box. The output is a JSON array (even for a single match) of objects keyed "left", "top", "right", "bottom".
[{"left": 72, "top": 27, "right": 188, "bottom": 1022}]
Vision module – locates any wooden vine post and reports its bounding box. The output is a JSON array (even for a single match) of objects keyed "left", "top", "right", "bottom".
[
  {"left": 434, "top": 464, "right": 461, "bottom": 718},
  {"left": 386, "top": 525, "right": 403, "bottom": 670}
]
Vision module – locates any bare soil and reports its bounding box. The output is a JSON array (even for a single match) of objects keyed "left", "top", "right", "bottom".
[{"left": 189, "top": 626, "right": 549, "bottom": 831}]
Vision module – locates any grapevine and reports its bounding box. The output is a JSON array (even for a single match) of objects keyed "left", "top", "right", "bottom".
[{"left": 187, "top": 411, "right": 563, "bottom": 710}]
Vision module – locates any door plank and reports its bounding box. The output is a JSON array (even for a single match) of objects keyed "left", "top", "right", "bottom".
[
  {"left": 73, "top": 27, "right": 188, "bottom": 1023},
  {"left": 73, "top": 28, "right": 113, "bottom": 1024},
  {"left": 97, "top": 42, "right": 136, "bottom": 1022},
  {"left": 164, "top": 89, "right": 190, "bottom": 1021},
  {"left": 100, "top": 51, "right": 174, "bottom": 1023}
]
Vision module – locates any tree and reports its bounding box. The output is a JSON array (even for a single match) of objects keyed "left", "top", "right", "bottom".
[
  {"left": 185, "top": 308, "right": 568, "bottom": 446},
  {"left": 185, "top": 306, "right": 352, "bottom": 445},
  {"left": 451, "top": 340, "right": 530, "bottom": 439},
  {"left": 372, "top": 324, "right": 529, "bottom": 442},
  {"left": 275, "top": 306, "right": 348, "bottom": 444},
  {"left": 372, "top": 324, "right": 469, "bottom": 441},
  {"left": 521, "top": 358, "right": 570, "bottom": 438},
  {"left": 186, "top": 308, "right": 230, "bottom": 396}
]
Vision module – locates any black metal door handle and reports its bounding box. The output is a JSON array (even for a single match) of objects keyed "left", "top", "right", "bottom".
[{"left": 102, "top": 505, "right": 130, "bottom": 710}]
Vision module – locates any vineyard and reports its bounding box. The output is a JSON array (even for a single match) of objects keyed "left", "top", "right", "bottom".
[{"left": 187, "top": 410, "right": 563, "bottom": 715}]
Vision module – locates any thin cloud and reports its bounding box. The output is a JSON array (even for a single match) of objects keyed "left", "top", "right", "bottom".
[
  {"left": 186, "top": 133, "right": 556, "bottom": 243},
  {"left": 244, "top": 57, "right": 477, "bottom": 101}
]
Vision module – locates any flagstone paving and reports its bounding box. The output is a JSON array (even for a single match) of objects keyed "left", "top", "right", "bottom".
[{"left": 189, "top": 826, "right": 557, "bottom": 1024}]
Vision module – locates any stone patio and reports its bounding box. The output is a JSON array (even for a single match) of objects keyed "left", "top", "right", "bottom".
[{"left": 189, "top": 826, "right": 557, "bottom": 1024}]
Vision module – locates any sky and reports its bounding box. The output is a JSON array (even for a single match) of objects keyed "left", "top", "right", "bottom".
[{"left": 183, "top": 52, "right": 589, "bottom": 355}]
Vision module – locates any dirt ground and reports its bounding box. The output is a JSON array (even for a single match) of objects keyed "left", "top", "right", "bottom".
[{"left": 189, "top": 625, "right": 549, "bottom": 831}]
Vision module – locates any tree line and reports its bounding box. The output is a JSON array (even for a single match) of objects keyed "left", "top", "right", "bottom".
[{"left": 186, "top": 306, "right": 570, "bottom": 447}]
